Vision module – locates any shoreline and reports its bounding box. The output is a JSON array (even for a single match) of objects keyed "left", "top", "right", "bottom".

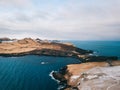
[
  {"left": 0, "top": 38, "right": 118, "bottom": 63},
  {"left": 0, "top": 38, "right": 93, "bottom": 60},
  {"left": 0, "top": 38, "right": 120, "bottom": 90},
  {"left": 52, "top": 61, "right": 120, "bottom": 90}
]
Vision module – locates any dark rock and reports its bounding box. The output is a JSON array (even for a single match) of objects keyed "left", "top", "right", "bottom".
[
  {"left": 72, "top": 87, "right": 79, "bottom": 90},
  {"left": 0, "top": 37, "right": 11, "bottom": 41},
  {"left": 75, "top": 48, "right": 93, "bottom": 54},
  {"left": 83, "top": 56, "right": 118, "bottom": 62},
  {"left": 52, "top": 71, "right": 66, "bottom": 82},
  {"left": 59, "top": 66, "right": 68, "bottom": 75}
]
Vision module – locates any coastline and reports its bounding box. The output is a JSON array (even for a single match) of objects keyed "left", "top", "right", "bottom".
[
  {"left": 0, "top": 38, "right": 118, "bottom": 63},
  {"left": 0, "top": 38, "right": 120, "bottom": 90},
  {"left": 52, "top": 61, "right": 120, "bottom": 90}
]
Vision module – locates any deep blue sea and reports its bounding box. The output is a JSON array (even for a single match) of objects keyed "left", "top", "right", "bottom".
[{"left": 0, "top": 41, "right": 120, "bottom": 90}]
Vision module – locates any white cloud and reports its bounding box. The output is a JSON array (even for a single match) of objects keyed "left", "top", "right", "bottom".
[
  {"left": 0, "top": 0, "right": 31, "bottom": 6},
  {"left": 0, "top": 0, "right": 120, "bottom": 40}
]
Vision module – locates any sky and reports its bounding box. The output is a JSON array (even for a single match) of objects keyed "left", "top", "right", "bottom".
[{"left": 0, "top": 0, "right": 120, "bottom": 40}]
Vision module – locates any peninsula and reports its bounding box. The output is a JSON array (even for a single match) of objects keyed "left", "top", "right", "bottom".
[
  {"left": 53, "top": 61, "right": 120, "bottom": 90},
  {"left": 0, "top": 38, "right": 92, "bottom": 57},
  {"left": 0, "top": 38, "right": 117, "bottom": 62},
  {"left": 0, "top": 38, "right": 120, "bottom": 90}
]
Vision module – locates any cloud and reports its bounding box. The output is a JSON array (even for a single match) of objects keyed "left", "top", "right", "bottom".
[
  {"left": 0, "top": 0, "right": 30, "bottom": 6},
  {"left": 0, "top": 0, "right": 120, "bottom": 40}
]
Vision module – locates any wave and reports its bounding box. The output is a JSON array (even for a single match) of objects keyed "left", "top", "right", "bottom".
[
  {"left": 49, "top": 71, "right": 60, "bottom": 83},
  {"left": 49, "top": 71, "right": 66, "bottom": 90}
]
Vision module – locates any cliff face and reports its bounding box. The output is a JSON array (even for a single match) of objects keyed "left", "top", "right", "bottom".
[
  {"left": 0, "top": 38, "right": 92, "bottom": 57},
  {"left": 53, "top": 61, "right": 120, "bottom": 90}
]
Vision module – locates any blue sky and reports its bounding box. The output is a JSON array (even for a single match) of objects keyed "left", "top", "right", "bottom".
[{"left": 0, "top": 0, "right": 120, "bottom": 40}]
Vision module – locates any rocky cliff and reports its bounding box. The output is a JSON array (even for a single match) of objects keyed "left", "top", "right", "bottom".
[{"left": 53, "top": 61, "right": 120, "bottom": 90}]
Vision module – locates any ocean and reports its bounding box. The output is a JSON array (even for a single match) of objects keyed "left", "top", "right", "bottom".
[
  {"left": 0, "top": 41, "right": 120, "bottom": 90},
  {"left": 70, "top": 41, "right": 120, "bottom": 58}
]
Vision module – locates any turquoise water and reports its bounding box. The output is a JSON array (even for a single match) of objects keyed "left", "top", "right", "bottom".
[
  {"left": 70, "top": 41, "right": 120, "bottom": 58},
  {"left": 0, "top": 41, "right": 120, "bottom": 90},
  {"left": 0, "top": 56, "right": 80, "bottom": 90}
]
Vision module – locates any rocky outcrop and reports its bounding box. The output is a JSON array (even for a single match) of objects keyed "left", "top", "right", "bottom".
[
  {"left": 0, "top": 37, "right": 11, "bottom": 41},
  {"left": 79, "top": 55, "right": 118, "bottom": 62},
  {"left": 0, "top": 37, "right": 11, "bottom": 43},
  {"left": 52, "top": 61, "right": 120, "bottom": 90}
]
